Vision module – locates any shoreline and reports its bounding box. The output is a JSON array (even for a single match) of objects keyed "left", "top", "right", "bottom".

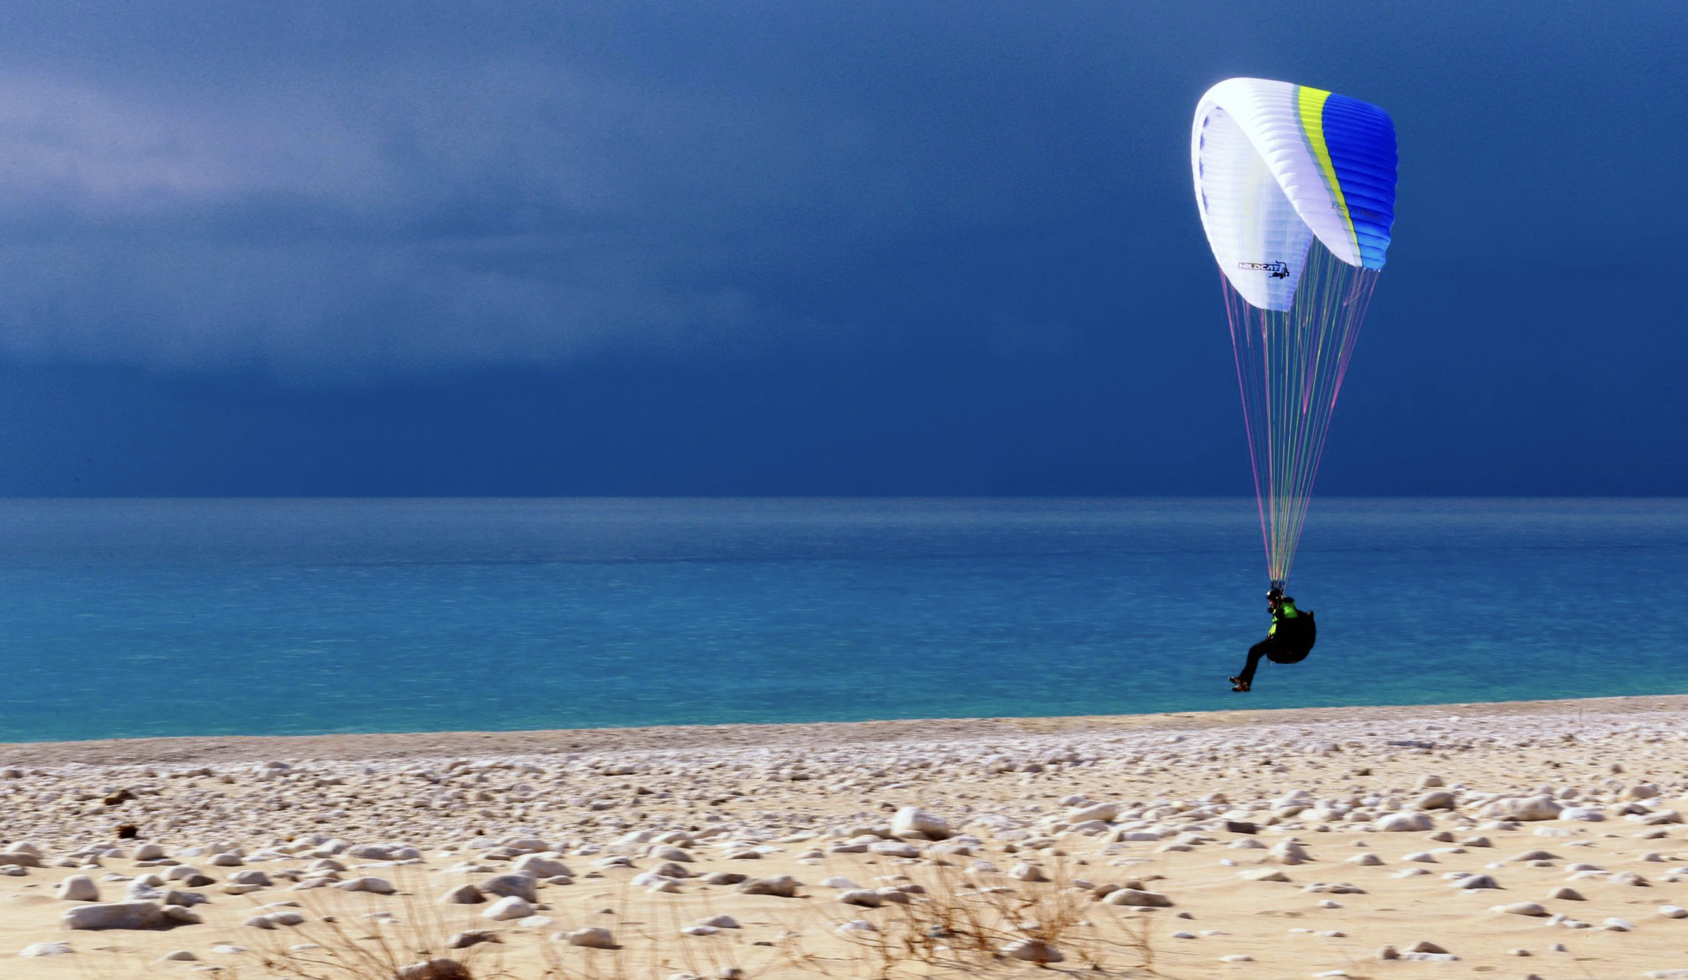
[{"left": 5, "top": 692, "right": 1686, "bottom": 768}]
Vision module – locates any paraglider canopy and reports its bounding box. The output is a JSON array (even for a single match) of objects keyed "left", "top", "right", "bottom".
[
  {"left": 1191, "top": 78, "right": 1398, "bottom": 589},
  {"left": 1192, "top": 78, "right": 1397, "bottom": 311}
]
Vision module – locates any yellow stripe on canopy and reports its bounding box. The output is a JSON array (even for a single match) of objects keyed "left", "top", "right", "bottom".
[{"left": 1296, "top": 85, "right": 1359, "bottom": 259}]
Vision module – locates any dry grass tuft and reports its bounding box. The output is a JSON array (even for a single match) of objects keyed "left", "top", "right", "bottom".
[
  {"left": 241, "top": 870, "right": 503, "bottom": 980},
  {"left": 801, "top": 858, "right": 1159, "bottom": 978}
]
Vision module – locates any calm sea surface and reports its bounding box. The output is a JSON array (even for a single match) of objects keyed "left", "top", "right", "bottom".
[{"left": 0, "top": 498, "right": 1684, "bottom": 743}]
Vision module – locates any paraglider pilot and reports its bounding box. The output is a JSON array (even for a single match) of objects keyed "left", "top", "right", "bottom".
[{"left": 1230, "top": 587, "right": 1315, "bottom": 692}]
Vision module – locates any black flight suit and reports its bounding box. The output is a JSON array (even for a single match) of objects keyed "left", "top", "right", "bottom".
[{"left": 1236, "top": 599, "right": 1316, "bottom": 686}]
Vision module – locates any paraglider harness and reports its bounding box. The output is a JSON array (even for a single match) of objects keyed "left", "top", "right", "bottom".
[
  {"left": 1230, "top": 585, "right": 1317, "bottom": 691},
  {"left": 1263, "top": 586, "right": 1316, "bottom": 662}
]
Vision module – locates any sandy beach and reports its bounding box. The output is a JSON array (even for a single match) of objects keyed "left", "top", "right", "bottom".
[{"left": 5, "top": 695, "right": 1688, "bottom": 979}]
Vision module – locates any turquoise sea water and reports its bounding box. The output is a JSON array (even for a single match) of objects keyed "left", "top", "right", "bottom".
[{"left": 1, "top": 498, "right": 1684, "bottom": 743}]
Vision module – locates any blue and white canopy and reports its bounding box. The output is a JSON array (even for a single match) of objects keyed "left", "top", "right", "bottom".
[{"left": 1192, "top": 77, "right": 1397, "bottom": 311}]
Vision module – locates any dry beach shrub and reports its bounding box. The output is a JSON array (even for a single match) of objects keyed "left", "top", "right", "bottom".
[
  {"left": 222, "top": 862, "right": 781, "bottom": 980},
  {"left": 239, "top": 869, "right": 506, "bottom": 980},
  {"left": 56, "top": 867, "right": 498, "bottom": 980},
  {"left": 800, "top": 858, "right": 1158, "bottom": 978},
  {"left": 60, "top": 855, "right": 1149, "bottom": 980},
  {"left": 527, "top": 870, "right": 780, "bottom": 980}
]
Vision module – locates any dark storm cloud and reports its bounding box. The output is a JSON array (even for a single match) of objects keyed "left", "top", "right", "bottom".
[
  {"left": 4, "top": 1, "right": 1667, "bottom": 375},
  {"left": 0, "top": 1, "right": 1683, "bottom": 493},
  {"left": 0, "top": 2, "right": 1161, "bottom": 377},
  {"left": 0, "top": 6, "right": 820, "bottom": 374}
]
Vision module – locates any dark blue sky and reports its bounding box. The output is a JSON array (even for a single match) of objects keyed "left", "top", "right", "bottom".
[{"left": 0, "top": 1, "right": 1682, "bottom": 496}]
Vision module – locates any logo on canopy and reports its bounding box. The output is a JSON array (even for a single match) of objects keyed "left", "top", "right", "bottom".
[{"left": 1238, "top": 260, "right": 1290, "bottom": 279}]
